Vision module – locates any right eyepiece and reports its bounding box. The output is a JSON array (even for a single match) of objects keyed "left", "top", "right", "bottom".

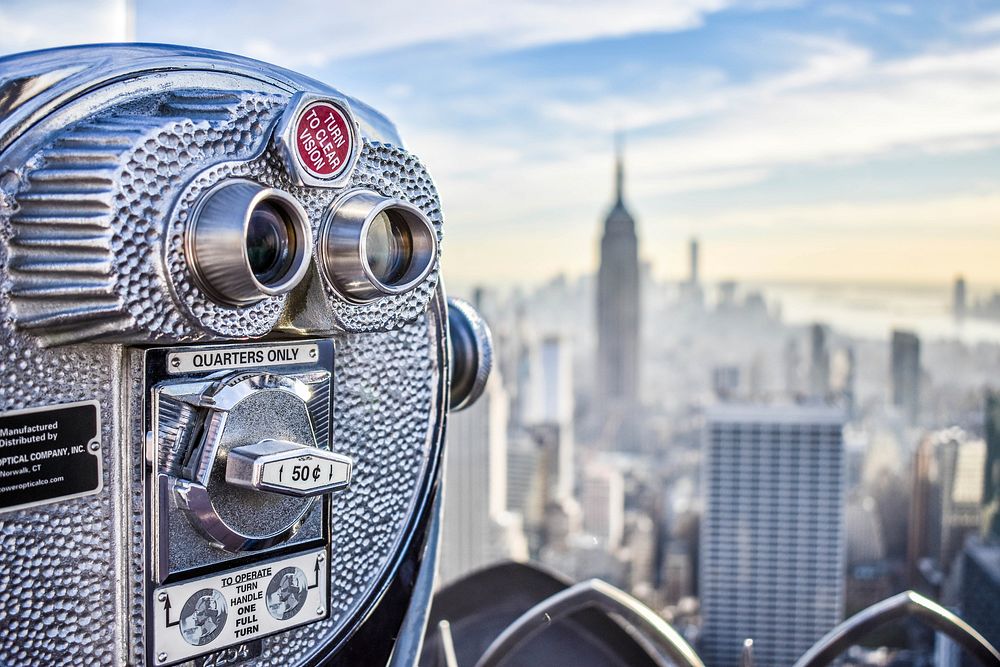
[{"left": 319, "top": 190, "right": 438, "bottom": 303}]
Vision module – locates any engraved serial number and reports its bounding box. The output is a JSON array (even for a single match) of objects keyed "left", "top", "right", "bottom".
[{"left": 196, "top": 641, "right": 260, "bottom": 667}]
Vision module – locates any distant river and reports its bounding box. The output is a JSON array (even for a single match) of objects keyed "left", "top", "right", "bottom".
[{"left": 747, "top": 282, "right": 1000, "bottom": 344}]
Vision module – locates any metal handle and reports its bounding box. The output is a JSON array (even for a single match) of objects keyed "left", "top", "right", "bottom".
[
  {"left": 226, "top": 438, "right": 352, "bottom": 497},
  {"left": 473, "top": 578, "right": 704, "bottom": 667},
  {"left": 792, "top": 590, "right": 1000, "bottom": 667}
]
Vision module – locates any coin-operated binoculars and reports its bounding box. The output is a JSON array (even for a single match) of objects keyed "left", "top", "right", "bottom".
[{"left": 0, "top": 44, "right": 491, "bottom": 667}]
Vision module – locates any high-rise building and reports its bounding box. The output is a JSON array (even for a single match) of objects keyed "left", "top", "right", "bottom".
[
  {"left": 784, "top": 338, "right": 801, "bottom": 398},
  {"left": 580, "top": 463, "right": 625, "bottom": 548},
  {"left": 984, "top": 391, "right": 1000, "bottom": 541},
  {"left": 689, "top": 237, "right": 700, "bottom": 286},
  {"left": 528, "top": 336, "right": 574, "bottom": 424},
  {"left": 907, "top": 433, "right": 939, "bottom": 587},
  {"left": 663, "top": 540, "right": 695, "bottom": 604},
  {"left": 844, "top": 495, "right": 891, "bottom": 613},
  {"left": 809, "top": 323, "right": 831, "bottom": 400},
  {"left": 958, "top": 538, "right": 1000, "bottom": 667},
  {"left": 891, "top": 329, "right": 921, "bottom": 424},
  {"left": 506, "top": 437, "right": 541, "bottom": 526},
  {"left": 623, "top": 512, "right": 657, "bottom": 595},
  {"left": 596, "top": 139, "right": 640, "bottom": 408},
  {"left": 954, "top": 275, "right": 967, "bottom": 321},
  {"left": 843, "top": 346, "right": 856, "bottom": 416},
  {"left": 700, "top": 405, "right": 845, "bottom": 667},
  {"left": 939, "top": 433, "right": 986, "bottom": 571},
  {"left": 680, "top": 237, "right": 704, "bottom": 307},
  {"left": 440, "top": 372, "right": 527, "bottom": 583},
  {"left": 525, "top": 336, "right": 574, "bottom": 500},
  {"left": 712, "top": 365, "right": 741, "bottom": 401},
  {"left": 956, "top": 393, "right": 1000, "bottom": 667},
  {"left": 906, "top": 428, "right": 986, "bottom": 590}
]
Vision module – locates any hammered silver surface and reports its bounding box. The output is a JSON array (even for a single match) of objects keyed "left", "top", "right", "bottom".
[
  {"left": 164, "top": 139, "right": 443, "bottom": 336},
  {"left": 1, "top": 48, "right": 448, "bottom": 667},
  {"left": 9, "top": 91, "right": 289, "bottom": 344},
  {"left": 131, "top": 317, "right": 439, "bottom": 667},
  {"left": 0, "top": 319, "right": 125, "bottom": 666},
  {"left": 255, "top": 317, "right": 438, "bottom": 666},
  {"left": 8, "top": 85, "right": 443, "bottom": 344}
]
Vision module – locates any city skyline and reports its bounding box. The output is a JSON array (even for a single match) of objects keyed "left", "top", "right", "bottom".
[
  {"left": 2, "top": 5, "right": 1000, "bottom": 665},
  {"left": 4, "top": 1, "right": 1000, "bottom": 287}
]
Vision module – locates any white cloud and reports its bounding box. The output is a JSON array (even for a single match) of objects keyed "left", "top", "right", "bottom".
[
  {"left": 630, "top": 43, "right": 1000, "bottom": 183},
  {"left": 415, "top": 32, "right": 1000, "bottom": 284},
  {"left": 423, "top": 36, "right": 1000, "bottom": 206},
  {"left": 820, "top": 2, "right": 912, "bottom": 25},
  {"left": 4, "top": 0, "right": 998, "bottom": 285},
  {"left": 964, "top": 12, "right": 1000, "bottom": 35},
  {"left": 0, "top": 0, "right": 131, "bottom": 55},
  {"left": 129, "top": 0, "right": 747, "bottom": 69},
  {"left": 667, "top": 190, "right": 1000, "bottom": 233}
]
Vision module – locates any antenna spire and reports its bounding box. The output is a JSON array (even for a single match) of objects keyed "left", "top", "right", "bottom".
[{"left": 614, "top": 132, "right": 625, "bottom": 204}]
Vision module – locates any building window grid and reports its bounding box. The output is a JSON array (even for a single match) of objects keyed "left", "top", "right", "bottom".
[{"left": 701, "top": 414, "right": 844, "bottom": 667}]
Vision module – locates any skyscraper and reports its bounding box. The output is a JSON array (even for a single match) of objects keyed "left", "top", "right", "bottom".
[
  {"left": 440, "top": 372, "right": 527, "bottom": 583},
  {"left": 580, "top": 463, "right": 625, "bottom": 548},
  {"left": 907, "top": 433, "right": 938, "bottom": 587},
  {"left": 984, "top": 391, "right": 1000, "bottom": 541},
  {"left": 891, "top": 329, "right": 921, "bottom": 424},
  {"left": 957, "top": 392, "right": 1000, "bottom": 666},
  {"left": 938, "top": 432, "right": 986, "bottom": 570},
  {"left": 701, "top": 405, "right": 845, "bottom": 667},
  {"left": 689, "top": 237, "right": 700, "bottom": 286},
  {"left": 681, "top": 237, "right": 704, "bottom": 306},
  {"left": 809, "top": 323, "right": 831, "bottom": 401},
  {"left": 525, "top": 335, "right": 575, "bottom": 500},
  {"left": 954, "top": 275, "right": 967, "bottom": 321},
  {"left": 596, "top": 139, "right": 640, "bottom": 407},
  {"left": 907, "top": 428, "right": 986, "bottom": 587}
]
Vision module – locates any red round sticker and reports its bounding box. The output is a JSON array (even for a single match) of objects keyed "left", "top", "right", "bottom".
[{"left": 293, "top": 101, "right": 353, "bottom": 179}]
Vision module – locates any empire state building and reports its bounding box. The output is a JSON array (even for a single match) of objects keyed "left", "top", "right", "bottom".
[{"left": 596, "top": 143, "right": 639, "bottom": 406}]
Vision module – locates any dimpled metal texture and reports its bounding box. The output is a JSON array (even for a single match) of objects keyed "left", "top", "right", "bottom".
[
  {"left": 316, "top": 141, "right": 443, "bottom": 331},
  {"left": 123, "top": 317, "right": 440, "bottom": 666},
  {"left": 254, "top": 316, "right": 439, "bottom": 665},
  {"left": 0, "top": 316, "right": 125, "bottom": 665},
  {"left": 164, "top": 136, "right": 443, "bottom": 336},
  {"left": 9, "top": 91, "right": 289, "bottom": 344},
  {"left": 1, "top": 62, "right": 446, "bottom": 667},
  {"left": 10, "top": 87, "right": 443, "bottom": 342}
]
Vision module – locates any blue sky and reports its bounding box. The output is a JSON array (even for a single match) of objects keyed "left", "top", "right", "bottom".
[{"left": 3, "top": 0, "right": 1000, "bottom": 288}]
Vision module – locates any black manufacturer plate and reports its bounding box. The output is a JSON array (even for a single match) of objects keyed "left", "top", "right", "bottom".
[{"left": 0, "top": 400, "right": 102, "bottom": 513}]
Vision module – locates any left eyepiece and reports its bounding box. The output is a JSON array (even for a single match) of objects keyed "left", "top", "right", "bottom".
[{"left": 187, "top": 181, "right": 312, "bottom": 305}]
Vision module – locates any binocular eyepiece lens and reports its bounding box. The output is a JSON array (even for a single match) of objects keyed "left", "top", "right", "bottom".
[
  {"left": 247, "top": 201, "right": 295, "bottom": 285},
  {"left": 321, "top": 190, "right": 437, "bottom": 303},
  {"left": 366, "top": 211, "right": 414, "bottom": 287},
  {"left": 187, "top": 181, "right": 313, "bottom": 306}
]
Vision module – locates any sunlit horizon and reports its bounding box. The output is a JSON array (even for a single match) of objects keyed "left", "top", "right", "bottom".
[{"left": 4, "top": 0, "right": 1000, "bottom": 289}]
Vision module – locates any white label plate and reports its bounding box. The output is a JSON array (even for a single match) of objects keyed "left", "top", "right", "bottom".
[
  {"left": 260, "top": 453, "right": 351, "bottom": 495},
  {"left": 167, "top": 344, "right": 318, "bottom": 374},
  {"left": 153, "top": 548, "right": 327, "bottom": 665}
]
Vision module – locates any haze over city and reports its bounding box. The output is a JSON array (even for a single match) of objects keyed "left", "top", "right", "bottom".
[
  {"left": 4, "top": 0, "right": 1000, "bottom": 287},
  {"left": 4, "top": 2, "right": 1000, "bottom": 666}
]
